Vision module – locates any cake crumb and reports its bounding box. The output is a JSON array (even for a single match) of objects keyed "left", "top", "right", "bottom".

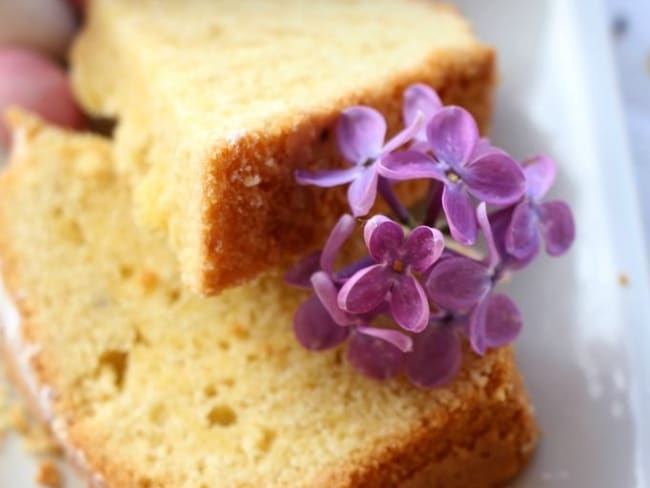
[
  {"left": 35, "top": 460, "right": 62, "bottom": 487},
  {"left": 243, "top": 174, "right": 261, "bottom": 187},
  {"left": 231, "top": 323, "right": 250, "bottom": 340},
  {"left": 469, "top": 369, "right": 488, "bottom": 388},
  {"left": 139, "top": 269, "right": 159, "bottom": 292},
  {"left": 618, "top": 273, "right": 629, "bottom": 287},
  {"left": 24, "top": 423, "right": 61, "bottom": 456},
  {"left": 492, "top": 386, "right": 507, "bottom": 402}
]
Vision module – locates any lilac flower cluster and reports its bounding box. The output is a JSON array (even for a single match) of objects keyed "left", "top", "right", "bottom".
[{"left": 287, "top": 84, "right": 575, "bottom": 388}]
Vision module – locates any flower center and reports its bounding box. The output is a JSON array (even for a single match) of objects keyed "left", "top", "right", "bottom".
[
  {"left": 446, "top": 170, "right": 461, "bottom": 183},
  {"left": 362, "top": 157, "right": 376, "bottom": 168},
  {"left": 392, "top": 259, "right": 405, "bottom": 273}
]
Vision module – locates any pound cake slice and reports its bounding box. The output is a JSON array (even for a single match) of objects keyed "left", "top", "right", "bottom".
[
  {"left": 71, "top": 0, "right": 496, "bottom": 295},
  {"left": 0, "top": 114, "right": 536, "bottom": 487}
]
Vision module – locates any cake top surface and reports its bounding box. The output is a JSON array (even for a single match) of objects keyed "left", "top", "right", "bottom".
[
  {"left": 0, "top": 114, "right": 515, "bottom": 487},
  {"left": 73, "top": 0, "right": 480, "bottom": 159}
]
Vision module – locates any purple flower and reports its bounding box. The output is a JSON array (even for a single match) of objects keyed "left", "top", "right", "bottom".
[
  {"left": 487, "top": 207, "right": 533, "bottom": 271},
  {"left": 294, "top": 271, "right": 414, "bottom": 373},
  {"left": 403, "top": 83, "right": 442, "bottom": 147},
  {"left": 287, "top": 83, "right": 577, "bottom": 389},
  {"left": 285, "top": 214, "right": 357, "bottom": 288},
  {"left": 378, "top": 106, "right": 526, "bottom": 245},
  {"left": 311, "top": 271, "right": 415, "bottom": 379},
  {"left": 288, "top": 215, "right": 415, "bottom": 379},
  {"left": 295, "top": 106, "right": 422, "bottom": 217},
  {"left": 505, "top": 155, "right": 575, "bottom": 261},
  {"left": 293, "top": 294, "right": 350, "bottom": 351},
  {"left": 347, "top": 329, "right": 406, "bottom": 380},
  {"left": 426, "top": 203, "right": 522, "bottom": 355},
  {"left": 405, "top": 320, "right": 463, "bottom": 388},
  {"left": 338, "top": 215, "right": 444, "bottom": 333}
]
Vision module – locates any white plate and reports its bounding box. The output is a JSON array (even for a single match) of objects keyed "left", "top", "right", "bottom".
[
  {"left": 2, "top": 0, "right": 649, "bottom": 486},
  {"left": 455, "top": 0, "right": 650, "bottom": 486}
]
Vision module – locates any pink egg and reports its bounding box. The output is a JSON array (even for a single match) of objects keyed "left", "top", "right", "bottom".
[{"left": 0, "top": 48, "right": 85, "bottom": 146}]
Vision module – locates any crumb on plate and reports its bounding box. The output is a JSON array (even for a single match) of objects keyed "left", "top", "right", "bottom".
[
  {"left": 618, "top": 272, "right": 630, "bottom": 287},
  {"left": 35, "top": 459, "right": 62, "bottom": 487}
]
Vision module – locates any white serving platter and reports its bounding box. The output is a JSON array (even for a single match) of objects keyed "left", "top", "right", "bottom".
[
  {"left": 455, "top": 0, "right": 650, "bottom": 486},
  {"left": 1, "top": 0, "right": 649, "bottom": 486}
]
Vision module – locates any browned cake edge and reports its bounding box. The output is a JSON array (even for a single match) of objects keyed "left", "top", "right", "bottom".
[{"left": 199, "top": 45, "right": 497, "bottom": 295}]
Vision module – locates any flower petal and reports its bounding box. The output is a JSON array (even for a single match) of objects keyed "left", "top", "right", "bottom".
[
  {"left": 403, "top": 83, "right": 442, "bottom": 131},
  {"left": 470, "top": 138, "right": 506, "bottom": 160},
  {"left": 390, "top": 274, "right": 430, "bottom": 333},
  {"left": 364, "top": 215, "right": 404, "bottom": 263},
  {"left": 357, "top": 327, "right": 413, "bottom": 353},
  {"left": 488, "top": 207, "right": 512, "bottom": 260},
  {"left": 468, "top": 298, "right": 489, "bottom": 355},
  {"left": 336, "top": 106, "right": 386, "bottom": 164},
  {"left": 426, "top": 106, "right": 480, "bottom": 169},
  {"left": 377, "top": 149, "right": 445, "bottom": 182},
  {"left": 295, "top": 166, "right": 362, "bottom": 187},
  {"left": 505, "top": 200, "right": 540, "bottom": 261},
  {"left": 405, "top": 325, "right": 462, "bottom": 388},
  {"left": 347, "top": 330, "right": 404, "bottom": 380},
  {"left": 524, "top": 155, "right": 557, "bottom": 200},
  {"left": 484, "top": 294, "right": 523, "bottom": 348},
  {"left": 476, "top": 202, "right": 500, "bottom": 269},
  {"left": 425, "top": 257, "right": 491, "bottom": 312},
  {"left": 404, "top": 225, "right": 445, "bottom": 271},
  {"left": 337, "top": 264, "right": 392, "bottom": 314},
  {"left": 347, "top": 166, "right": 379, "bottom": 217},
  {"left": 285, "top": 251, "right": 321, "bottom": 288},
  {"left": 442, "top": 183, "right": 477, "bottom": 245},
  {"left": 321, "top": 214, "right": 356, "bottom": 274},
  {"left": 489, "top": 207, "right": 535, "bottom": 270},
  {"left": 538, "top": 200, "right": 575, "bottom": 256},
  {"left": 409, "top": 140, "right": 431, "bottom": 153},
  {"left": 311, "top": 271, "right": 349, "bottom": 325},
  {"left": 294, "top": 295, "right": 350, "bottom": 351},
  {"left": 382, "top": 110, "right": 425, "bottom": 154},
  {"left": 463, "top": 152, "right": 526, "bottom": 205}
]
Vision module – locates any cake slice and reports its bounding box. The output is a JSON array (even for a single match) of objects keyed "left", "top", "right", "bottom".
[
  {"left": 0, "top": 114, "right": 536, "bottom": 487},
  {"left": 71, "top": 0, "right": 496, "bottom": 295}
]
